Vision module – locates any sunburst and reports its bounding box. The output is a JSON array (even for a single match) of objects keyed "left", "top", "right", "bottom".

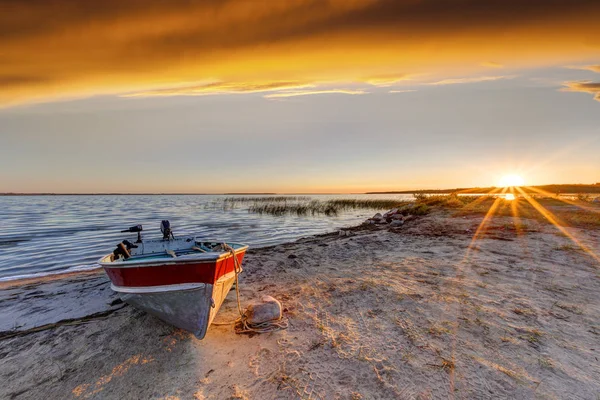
[{"left": 498, "top": 174, "right": 524, "bottom": 187}]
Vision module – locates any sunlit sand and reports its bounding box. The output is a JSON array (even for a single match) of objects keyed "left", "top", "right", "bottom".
[{"left": 2, "top": 195, "right": 599, "bottom": 399}]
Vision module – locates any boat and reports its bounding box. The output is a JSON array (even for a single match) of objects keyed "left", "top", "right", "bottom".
[{"left": 99, "top": 221, "right": 249, "bottom": 339}]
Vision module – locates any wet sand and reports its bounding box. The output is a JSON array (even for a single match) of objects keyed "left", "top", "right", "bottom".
[{"left": 1, "top": 210, "right": 600, "bottom": 399}]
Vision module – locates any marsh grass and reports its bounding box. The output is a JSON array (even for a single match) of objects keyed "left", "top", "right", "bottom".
[
  {"left": 226, "top": 193, "right": 600, "bottom": 227},
  {"left": 328, "top": 199, "right": 410, "bottom": 209},
  {"left": 248, "top": 199, "right": 412, "bottom": 216},
  {"left": 249, "top": 200, "right": 340, "bottom": 216},
  {"left": 244, "top": 194, "right": 474, "bottom": 217},
  {"left": 224, "top": 196, "right": 312, "bottom": 203},
  {"left": 414, "top": 193, "right": 479, "bottom": 207}
]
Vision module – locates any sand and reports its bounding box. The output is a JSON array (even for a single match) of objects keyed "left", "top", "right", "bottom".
[{"left": 1, "top": 210, "right": 600, "bottom": 399}]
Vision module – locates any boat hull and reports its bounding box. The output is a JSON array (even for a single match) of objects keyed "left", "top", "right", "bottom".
[
  {"left": 103, "top": 251, "right": 246, "bottom": 287},
  {"left": 115, "top": 271, "right": 236, "bottom": 339},
  {"left": 100, "top": 242, "right": 247, "bottom": 339}
]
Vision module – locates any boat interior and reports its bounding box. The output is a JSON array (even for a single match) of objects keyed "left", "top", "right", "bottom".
[{"left": 102, "top": 237, "right": 247, "bottom": 264}]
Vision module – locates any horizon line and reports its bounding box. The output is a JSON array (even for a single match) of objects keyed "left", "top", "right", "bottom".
[{"left": 1, "top": 183, "right": 599, "bottom": 196}]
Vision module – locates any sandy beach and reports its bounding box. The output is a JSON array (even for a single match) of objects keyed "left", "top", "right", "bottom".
[{"left": 1, "top": 208, "right": 600, "bottom": 399}]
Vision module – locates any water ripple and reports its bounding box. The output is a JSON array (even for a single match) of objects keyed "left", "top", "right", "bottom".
[{"left": 0, "top": 194, "right": 412, "bottom": 280}]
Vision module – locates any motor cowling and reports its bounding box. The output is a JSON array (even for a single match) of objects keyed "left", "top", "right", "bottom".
[
  {"left": 113, "top": 240, "right": 138, "bottom": 260},
  {"left": 161, "top": 220, "right": 173, "bottom": 240}
]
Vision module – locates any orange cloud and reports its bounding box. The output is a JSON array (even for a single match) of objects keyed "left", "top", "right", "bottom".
[
  {"left": 425, "top": 75, "right": 515, "bottom": 85},
  {"left": 363, "top": 74, "right": 412, "bottom": 87},
  {"left": 264, "top": 89, "right": 366, "bottom": 99},
  {"left": 1, "top": 0, "right": 600, "bottom": 106},
  {"left": 561, "top": 81, "right": 600, "bottom": 102},
  {"left": 481, "top": 61, "right": 504, "bottom": 68},
  {"left": 122, "top": 81, "right": 314, "bottom": 98},
  {"left": 580, "top": 65, "right": 600, "bottom": 73}
]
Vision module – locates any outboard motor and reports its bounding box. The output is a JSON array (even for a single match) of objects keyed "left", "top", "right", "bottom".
[
  {"left": 121, "top": 224, "right": 143, "bottom": 243},
  {"left": 161, "top": 220, "right": 174, "bottom": 240},
  {"left": 113, "top": 240, "right": 138, "bottom": 260}
]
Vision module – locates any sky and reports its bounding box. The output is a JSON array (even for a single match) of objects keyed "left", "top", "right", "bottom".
[{"left": 1, "top": 0, "right": 599, "bottom": 193}]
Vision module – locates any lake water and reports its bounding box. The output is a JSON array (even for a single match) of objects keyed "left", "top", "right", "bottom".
[{"left": 0, "top": 194, "right": 415, "bottom": 281}]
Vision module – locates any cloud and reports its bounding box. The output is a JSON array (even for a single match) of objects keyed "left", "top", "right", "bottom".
[
  {"left": 263, "top": 89, "right": 366, "bottom": 99},
  {"left": 569, "top": 65, "right": 600, "bottom": 73},
  {"left": 364, "top": 74, "right": 412, "bottom": 87},
  {"left": 388, "top": 89, "right": 416, "bottom": 93},
  {"left": 0, "top": 75, "right": 50, "bottom": 87},
  {"left": 425, "top": 75, "right": 515, "bottom": 86},
  {"left": 2, "top": 0, "right": 600, "bottom": 105},
  {"left": 481, "top": 61, "right": 504, "bottom": 68},
  {"left": 122, "top": 81, "right": 314, "bottom": 98},
  {"left": 561, "top": 81, "right": 600, "bottom": 102}
]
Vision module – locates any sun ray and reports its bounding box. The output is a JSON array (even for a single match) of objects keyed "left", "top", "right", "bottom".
[
  {"left": 509, "top": 188, "right": 532, "bottom": 258},
  {"left": 524, "top": 186, "right": 600, "bottom": 214},
  {"left": 460, "top": 186, "right": 504, "bottom": 211},
  {"left": 515, "top": 187, "right": 600, "bottom": 263},
  {"left": 465, "top": 187, "right": 508, "bottom": 256},
  {"left": 447, "top": 186, "right": 507, "bottom": 394}
]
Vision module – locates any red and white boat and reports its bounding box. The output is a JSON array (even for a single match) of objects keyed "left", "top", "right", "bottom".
[{"left": 99, "top": 222, "right": 248, "bottom": 339}]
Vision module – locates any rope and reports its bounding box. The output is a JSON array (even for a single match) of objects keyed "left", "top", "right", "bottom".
[{"left": 222, "top": 243, "right": 288, "bottom": 335}]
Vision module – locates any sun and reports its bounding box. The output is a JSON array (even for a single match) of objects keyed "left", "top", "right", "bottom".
[{"left": 498, "top": 174, "right": 525, "bottom": 187}]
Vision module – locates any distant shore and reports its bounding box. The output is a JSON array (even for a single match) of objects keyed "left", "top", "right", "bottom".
[
  {"left": 1, "top": 203, "right": 599, "bottom": 399},
  {"left": 367, "top": 183, "right": 600, "bottom": 194},
  {"left": 2, "top": 183, "right": 600, "bottom": 196}
]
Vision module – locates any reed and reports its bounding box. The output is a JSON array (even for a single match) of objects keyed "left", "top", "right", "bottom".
[
  {"left": 236, "top": 193, "right": 585, "bottom": 218},
  {"left": 249, "top": 200, "right": 340, "bottom": 216},
  {"left": 223, "top": 196, "right": 312, "bottom": 203},
  {"left": 327, "top": 199, "right": 409, "bottom": 209},
  {"left": 248, "top": 198, "right": 410, "bottom": 217}
]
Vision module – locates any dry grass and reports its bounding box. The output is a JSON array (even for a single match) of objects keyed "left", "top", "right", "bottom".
[
  {"left": 456, "top": 196, "right": 600, "bottom": 229},
  {"left": 247, "top": 199, "right": 413, "bottom": 216},
  {"left": 554, "top": 244, "right": 579, "bottom": 252},
  {"left": 224, "top": 196, "right": 311, "bottom": 203},
  {"left": 539, "top": 357, "right": 554, "bottom": 369},
  {"left": 244, "top": 194, "right": 478, "bottom": 217},
  {"left": 223, "top": 194, "right": 600, "bottom": 228}
]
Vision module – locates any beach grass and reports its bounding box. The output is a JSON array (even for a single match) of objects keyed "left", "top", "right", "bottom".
[
  {"left": 244, "top": 195, "right": 473, "bottom": 216},
  {"left": 243, "top": 194, "right": 501, "bottom": 217},
  {"left": 247, "top": 199, "right": 414, "bottom": 216},
  {"left": 224, "top": 193, "right": 600, "bottom": 227},
  {"left": 223, "top": 196, "right": 312, "bottom": 203},
  {"left": 456, "top": 196, "right": 600, "bottom": 228}
]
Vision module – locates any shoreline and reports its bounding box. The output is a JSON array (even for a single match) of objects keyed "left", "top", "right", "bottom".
[
  {"left": 0, "top": 267, "right": 105, "bottom": 290},
  {"left": 1, "top": 210, "right": 599, "bottom": 399},
  {"left": 0, "top": 229, "right": 342, "bottom": 288}
]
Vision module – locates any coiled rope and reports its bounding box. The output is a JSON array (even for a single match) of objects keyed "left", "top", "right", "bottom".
[{"left": 220, "top": 243, "right": 288, "bottom": 335}]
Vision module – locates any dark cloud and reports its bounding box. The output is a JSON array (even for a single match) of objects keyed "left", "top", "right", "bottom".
[
  {"left": 561, "top": 81, "right": 600, "bottom": 102},
  {"left": 0, "top": 75, "right": 49, "bottom": 87},
  {"left": 1, "top": 0, "right": 600, "bottom": 105}
]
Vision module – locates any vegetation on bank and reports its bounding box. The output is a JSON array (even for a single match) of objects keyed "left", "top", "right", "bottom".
[
  {"left": 367, "top": 183, "right": 600, "bottom": 195},
  {"left": 248, "top": 199, "right": 412, "bottom": 216},
  {"left": 243, "top": 194, "right": 480, "bottom": 217},
  {"left": 236, "top": 193, "right": 600, "bottom": 229},
  {"left": 455, "top": 196, "right": 600, "bottom": 229},
  {"left": 223, "top": 196, "right": 312, "bottom": 203}
]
